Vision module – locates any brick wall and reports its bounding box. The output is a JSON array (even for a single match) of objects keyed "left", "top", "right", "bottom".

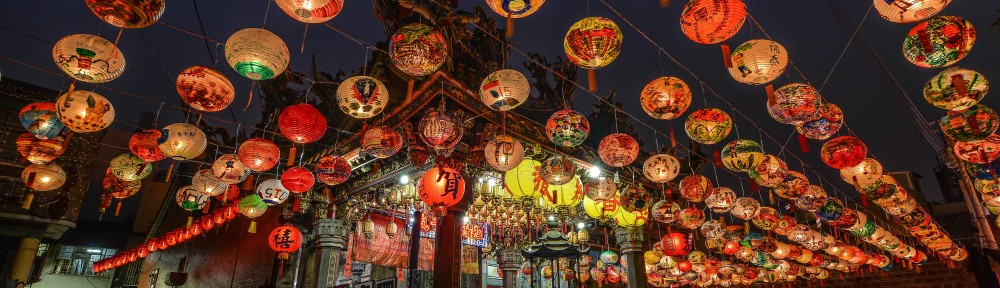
[{"left": 819, "top": 261, "right": 978, "bottom": 288}]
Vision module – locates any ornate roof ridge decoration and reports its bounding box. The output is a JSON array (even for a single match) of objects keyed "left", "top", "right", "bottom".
[{"left": 522, "top": 222, "right": 589, "bottom": 259}]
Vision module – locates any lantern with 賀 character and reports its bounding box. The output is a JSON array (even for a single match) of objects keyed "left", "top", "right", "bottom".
[
  {"left": 768, "top": 83, "right": 821, "bottom": 125},
  {"left": 651, "top": 200, "right": 681, "bottom": 223},
  {"left": 129, "top": 130, "right": 167, "bottom": 162},
  {"left": 940, "top": 104, "right": 999, "bottom": 142},
  {"left": 238, "top": 195, "right": 268, "bottom": 233},
  {"left": 680, "top": 174, "right": 712, "bottom": 202},
  {"left": 361, "top": 125, "right": 403, "bottom": 158},
  {"left": 727, "top": 39, "right": 788, "bottom": 85},
  {"left": 110, "top": 153, "right": 151, "bottom": 181},
  {"left": 954, "top": 134, "right": 1000, "bottom": 164},
  {"left": 643, "top": 154, "right": 680, "bottom": 183},
  {"left": 390, "top": 24, "right": 448, "bottom": 77},
  {"left": 16, "top": 133, "right": 65, "bottom": 164},
  {"left": 212, "top": 154, "right": 251, "bottom": 184},
  {"left": 275, "top": 0, "right": 343, "bottom": 23},
  {"left": 225, "top": 28, "right": 290, "bottom": 80},
  {"left": 679, "top": 0, "right": 747, "bottom": 44},
  {"left": 640, "top": 77, "right": 692, "bottom": 120},
  {"left": 874, "top": 0, "right": 951, "bottom": 23},
  {"left": 721, "top": 139, "right": 764, "bottom": 173},
  {"left": 485, "top": 134, "right": 524, "bottom": 172},
  {"left": 238, "top": 138, "right": 280, "bottom": 171},
  {"left": 564, "top": 17, "right": 623, "bottom": 70},
  {"left": 176, "top": 185, "right": 209, "bottom": 211},
  {"left": 598, "top": 133, "right": 639, "bottom": 167},
  {"left": 924, "top": 67, "right": 988, "bottom": 111},
  {"left": 315, "top": 155, "right": 351, "bottom": 185},
  {"left": 191, "top": 169, "right": 227, "bottom": 196},
  {"left": 85, "top": 0, "right": 165, "bottom": 28},
  {"left": 53, "top": 34, "right": 126, "bottom": 83},
  {"left": 55, "top": 90, "right": 115, "bottom": 133},
  {"left": 281, "top": 166, "right": 315, "bottom": 193},
  {"left": 418, "top": 166, "right": 466, "bottom": 215},
  {"left": 902, "top": 16, "right": 974, "bottom": 68},
  {"left": 159, "top": 123, "right": 207, "bottom": 160},
  {"left": 685, "top": 108, "right": 732, "bottom": 144},
  {"left": 279, "top": 103, "right": 327, "bottom": 144},
  {"left": 546, "top": 109, "right": 590, "bottom": 147},
  {"left": 820, "top": 136, "right": 868, "bottom": 169},
  {"left": 19, "top": 102, "right": 65, "bottom": 140},
  {"left": 797, "top": 102, "right": 844, "bottom": 140},
  {"left": 337, "top": 76, "right": 388, "bottom": 119},
  {"left": 751, "top": 154, "right": 786, "bottom": 187},
  {"left": 480, "top": 69, "right": 530, "bottom": 112},
  {"left": 256, "top": 179, "right": 290, "bottom": 206},
  {"left": 176, "top": 66, "right": 235, "bottom": 112}
]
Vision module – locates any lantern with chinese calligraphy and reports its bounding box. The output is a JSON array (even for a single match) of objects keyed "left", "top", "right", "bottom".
[
  {"left": 902, "top": 16, "right": 974, "bottom": 68},
  {"left": 176, "top": 66, "right": 235, "bottom": 113},
  {"left": 390, "top": 23, "right": 448, "bottom": 77},
  {"left": 540, "top": 155, "right": 575, "bottom": 185},
  {"left": 480, "top": 69, "right": 530, "bottom": 111},
  {"left": 924, "top": 67, "right": 988, "bottom": 111},
  {"left": 731, "top": 197, "right": 761, "bottom": 220},
  {"left": 679, "top": 206, "right": 706, "bottom": 229},
  {"left": 619, "top": 185, "right": 651, "bottom": 212},
  {"left": 315, "top": 155, "right": 351, "bottom": 186},
  {"left": 940, "top": 104, "right": 999, "bottom": 142},
  {"left": 582, "top": 195, "right": 622, "bottom": 221},
  {"left": 820, "top": 136, "right": 868, "bottom": 169},
  {"left": 276, "top": 0, "right": 343, "bottom": 23},
  {"left": 55, "top": 90, "right": 115, "bottom": 133},
  {"left": 546, "top": 109, "right": 590, "bottom": 147},
  {"left": 269, "top": 224, "right": 303, "bottom": 261},
  {"left": 110, "top": 153, "right": 151, "bottom": 181},
  {"left": 129, "top": 130, "right": 167, "bottom": 162},
  {"left": 192, "top": 169, "right": 227, "bottom": 196},
  {"left": 85, "top": 0, "right": 165, "bottom": 28},
  {"left": 721, "top": 139, "right": 764, "bottom": 173},
  {"left": 53, "top": 34, "right": 125, "bottom": 83},
  {"left": 16, "top": 134, "right": 65, "bottom": 164},
  {"left": 159, "top": 123, "right": 207, "bottom": 160},
  {"left": 954, "top": 134, "right": 1000, "bottom": 164},
  {"left": 281, "top": 166, "right": 315, "bottom": 193},
  {"left": 598, "top": 133, "right": 639, "bottom": 167},
  {"left": 874, "top": 0, "right": 951, "bottom": 23},
  {"left": 680, "top": 174, "right": 712, "bottom": 202},
  {"left": 485, "top": 134, "right": 524, "bottom": 172},
  {"left": 212, "top": 154, "right": 251, "bottom": 184},
  {"left": 361, "top": 125, "right": 403, "bottom": 158},
  {"left": 225, "top": 28, "right": 290, "bottom": 80},
  {"left": 176, "top": 185, "right": 209, "bottom": 211},
  {"left": 505, "top": 159, "right": 541, "bottom": 201},
  {"left": 643, "top": 154, "right": 680, "bottom": 183},
  {"left": 795, "top": 185, "right": 828, "bottom": 213},
  {"left": 727, "top": 40, "right": 788, "bottom": 85},
  {"left": 337, "top": 76, "right": 388, "bottom": 119},
  {"left": 661, "top": 232, "right": 689, "bottom": 256},
  {"left": 751, "top": 154, "right": 787, "bottom": 187},
  {"left": 540, "top": 177, "right": 583, "bottom": 214},
  {"left": 419, "top": 108, "right": 463, "bottom": 151},
  {"left": 768, "top": 83, "right": 821, "bottom": 125},
  {"left": 564, "top": 17, "right": 623, "bottom": 69},
  {"left": 685, "top": 108, "right": 732, "bottom": 144},
  {"left": 584, "top": 176, "right": 617, "bottom": 201},
  {"left": 840, "top": 158, "right": 883, "bottom": 188},
  {"left": 705, "top": 187, "right": 736, "bottom": 213},
  {"left": 238, "top": 195, "right": 268, "bottom": 232},
  {"left": 614, "top": 209, "right": 648, "bottom": 228},
  {"left": 256, "top": 179, "right": 290, "bottom": 206},
  {"left": 238, "top": 138, "right": 280, "bottom": 171},
  {"left": 418, "top": 166, "right": 466, "bottom": 215},
  {"left": 19, "top": 102, "right": 65, "bottom": 140},
  {"left": 651, "top": 200, "right": 681, "bottom": 223},
  {"left": 797, "top": 102, "right": 844, "bottom": 140},
  {"left": 279, "top": 103, "right": 327, "bottom": 144},
  {"left": 679, "top": 0, "right": 747, "bottom": 44},
  {"left": 640, "top": 77, "right": 692, "bottom": 120}
]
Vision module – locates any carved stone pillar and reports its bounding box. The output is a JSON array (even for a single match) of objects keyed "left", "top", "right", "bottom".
[
  {"left": 615, "top": 227, "right": 648, "bottom": 288},
  {"left": 497, "top": 248, "right": 523, "bottom": 288},
  {"left": 313, "top": 218, "right": 350, "bottom": 288}
]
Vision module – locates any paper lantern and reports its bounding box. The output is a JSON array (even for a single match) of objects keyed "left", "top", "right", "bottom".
[
  {"left": 874, "top": 0, "right": 951, "bottom": 23},
  {"left": 598, "top": 133, "right": 639, "bottom": 167},
  {"left": 336, "top": 76, "right": 389, "bottom": 119},
  {"left": 820, "top": 136, "right": 867, "bottom": 169},
  {"left": 419, "top": 109, "right": 463, "bottom": 151},
  {"left": 679, "top": 206, "right": 706, "bottom": 229},
  {"left": 794, "top": 185, "right": 828, "bottom": 213},
  {"left": 53, "top": 34, "right": 126, "bottom": 83},
  {"left": 730, "top": 197, "right": 761, "bottom": 220},
  {"left": 721, "top": 139, "right": 764, "bottom": 173},
  {"left": 705, "top": 187, "right": 737, "bottom": 213},
  {"left": 505, "top": 159, "right": 541, "bottom": 201},
  {"left": 640, "top": 77, "right": 692, "bottom": 120},
  {"left": 954, "top": 134, "right": 1000, "bottom": 164},
  {"left": 159, "top": 123, "right": 207, "bottom": 160},
  {"left": 176, "top": 66, "right": 235, "bottom": 112},
  {"left": 902, "top": 16, "right": 974, "bottom": 68},
  {"left": 486, "top": 0, "right": 545, "bottom": 18},
  {"left": 923, "top": 67, "right": 988, "bottom": 111},
  {"left": 238, "top": 194, "right": 269, "bottom": 218},
  {"left": 700, "top": 220, "right": 725, "bottom": 239},
  {"left": 16, "top": 134, "right": 65, "bottom": 164},
  {"left": 643, "top": 154, "right": 681, "bottom": 183},
  {"left": 480, "top": 69, "right": 530, "bottom": 112},
  {"left": 685, "top": 108, "right": 732, "bottom": 144},
  {"left": 192, "top": 169, "right": 227, "bottom": 196},
  {"left": 110, "top": 153, "right": 151, "bottom": 181},
  {"left": 582, "top": 195, "right": 622, "bottom": 221},
  {"left": 584, "top": 176, "right": 617, "bottom": 201},
  {"left": 540, "top": 177, "right": 583, "bottom": 213},
  {"left": 276, "top": 0, "right": 343, "bottom": 23},
  {"left": 485, "top": 134, "right": 524, "bottom": 172},
  {"left": 238, "top": 138, "right": 280, "bottom": 171},
  {"left": 19, "top": 102, "right": 65, "bottom": 139},
  {"left": 751, "top": 154, "right": 787, "bottom": 187},
  {"left": 768, "top": 83, "right": 821, "bottom": 125},
  {"left": 752, "top": 207, "right": 779, "bottom": 231},
  {"left": 418, "top": 166, "right": 466, "bottom": 214},
  {"left": 390, "top": 23, "right": 448, "bottom": 77},
  {"left": 546, "top": 109, "right": 590, "bottom": 147},
  {"left": 613, "top": 209, "right": 648, "bottom": 227},
  {"left": 940, "top": 104, "right": 999, "bottom": 142},
  {"left": 212, "top": 154, "right": 251, "bottom": 184},
  {"left": 256, "top": 179, "right": 290, "bottom": 206},
  {"left": 651, "top": 200, "right": 681, "bottom": 223},
  {"left": 176, "top": 185, "right": 210, "bottom": 211},
  {"left": 539, "top": 156, "right": 575, "bottom": 185},
  {"left": 661, "top": 232, "right": 689, "bottom": 256},
  {"left": 268, "top": 224, "right": 303, "bottom": 261},
  {"left": 55, "top": 90, "right": 115, "bottom": 133},
  {"left": 315, "top": 155, "right": 351, "bottom": 185},
  {"left": 619, "top": 185, "right": 651, "bottom": 212},
  {"left": 279, "top": 103, "right": 327, "bottom": 144},
  {"left": 281, "top": 166, "right": 315, "bottom": 193},
  {"left": 773, "top": 171, "right": 808, "bottom": 199},
  {"left": 84, "top": 0, "right": 164, "bottom": 28},
  {"left": 680, "top": 174, "right": 713, "bottom": 202},
  {"left": 838, "top": 158, "right": 882, "bottom": 189},
  {"left": 225, "top": 28, "right": 290, "bottom": 80},
  {"left": 564, "top": 17, "right": 623, "bottom": 69},
  {"left": 127, "top": 130, "right": 167, "bottom": 162},
  {"left": 103, "top": 169, "right": 140, "bottom": 199},
  {"left": 797, "top": 102, "right": 844, "bottom": 140},
  {"left": 727, "top": 40, "right": 788, "bottom": 85},
  {"left": 361, "top": 125, "right": 403, "bottom": 158},
  {"left": 679, "top": 0, "right": 746, "bottom": 44}
]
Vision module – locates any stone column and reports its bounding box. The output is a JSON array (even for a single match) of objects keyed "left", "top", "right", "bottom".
[
  {"left": 432, "top": 211, "right": 465, "bottom": 287},
  {"left": 615, "top": 227, "right": 648, "bottom": 288},
  {"left": 497, "top": 248, "right": 523, "bottom": 288},
  {"left": 313, "top": 218, "right": 350, "bottom": 288},
  {"left": 9, "top": 237, "right": 40, "bottom": 287}
]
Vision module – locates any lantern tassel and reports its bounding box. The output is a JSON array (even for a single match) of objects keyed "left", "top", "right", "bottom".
[
  {"left": 669, "top": 124, "right": 677, "bottom": 147},
  {"left": 766, "top": 84, "right": 777, "bottom": 106},
  {"left": 300, "top": 24, "right": 309, "bottom": 54},
  {"left": 245, "top": 81, "right": 256, "bottom": 111},
  {"left": 287, "top": 145, "right": 297, "bottom": 166},
  {"left": 278, "top": 259, "right": 285, "bottom": 278},
  {"left": 186, "top": 216, "right": 193, "bottom": 228},
  {"left": 721, "top": 45, "right": 732, "bottom": 68},
  {"left": 111, "top": 28, "right": 124, "bottom": 59},
  {"left": 98, "top": 208, "right": 105, "bottom": 221},
  {"left": 248, "top": 220, "right": 257, "bottom": 233},
  {"left": 221, "top": 187, "right": 229, "bottom": 206},
  {"left": 505, "top": 13, "right": 514, "bottom": 38},
  {"left": 202, "top": 199, "right": 211, "bottom": 213},
  {"left": 587, "top": 70, "right": 597, "bottom": 92},
  {"left": 713, "top": 150, "right": 722, "bottom": 167},
  {"left": 744, "top": 221, "right": 750, "bottom": 235},
  {"left": 659, "top": 0, "right": 670, "bottom": 7},
  {"left": 22, "top": 193, "right": 34, "bottom": 209},
  {"left": 115, "top": 201, "right": 122, "bottom": 216},
  {"left": 769, "top": 190, "right": 775, "bottom": 204},
  {"left": 860, "top": 193, "right": 869, "bottom": 207},
  {"left": 67, "top": 83, "right": 76, "bottom": 96},
  {"left": 798, "top": 133, "right": 810, "bottom": 153},
  {"left": 749, "top": 180, "right": 759, "bottom": 192}
]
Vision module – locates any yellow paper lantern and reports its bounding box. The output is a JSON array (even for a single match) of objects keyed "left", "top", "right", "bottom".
[
  {"left": 564, "top": 17, "right": 623, "bottom": 69},
  {"left": 22, "top": 163, "right": 66, "bottom": 191},
  {"left": 159, "top": 123, "right": 207, "bottom": 160},
  {"left": 55, "top": 90, "right": 115, "bottom": 133},
  {"left": 540, "top": 176, "right": 583, "bottom": 213},
  {"left": 52, "top": 34, "right": 125, "bottom": 83},
  {"left": 504, "top": 159, "right": 542, "bottom": 201},
  {"left": 583, "top": 195, "right": 622, "bottom": 221},
  {"left": 727, "top": 39, "right": 788, "bottom": 85},
  {"left": 276, "top": 0, "right": 344, "bottom": 23},
  {"left": 614, "top": 208, "right": 648, "bottom": 228},
  {"left": 225, "top": 28, "right": 290, "bottom": 80}
]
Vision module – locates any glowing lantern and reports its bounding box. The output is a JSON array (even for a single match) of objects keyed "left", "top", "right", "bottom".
[
  {"left": 727, "top": 40, "right": 788, "bottom": 85},
  {"left": 751, "top": 154, "right": 787, "bottom": 187},
  {"left": 110, "top": 153, "right": 151, "bottom": 181},
  {"left": 480, "top": 69, "right": 530, "bottom": 111},
  {"left": 768, "top": 83, "right": 821, "bottom": 125},
  {"left": 212, "top": 154, "right": 251, "bottom": 184},
  {"left": 540, "top": 177, "right": 583, "bottom": 213},
  {"left": 238, "top": 195, "right": 268, "bottom": 232},
  {"left": 940, "top": 104, "right": 999, "bottom": 142},
  {"left": 721, "top": 139, "right": 764, "bottom": 172},
  {"left": 281, "top": 166, "right": 315, "bottom": 193},
  {"left": 794, "top": 185, "right": 828, "bottom": 213},
  {"left": 390, "top": 23, "right": 448, "bottom": 77},
  {"left": 418, "top": 166, "right": 466, "bottom": 215},
  {"left": 419, "top": 108, "right": 463, "bottom": 151},
  {"left": 619, "top": 186, "right": 651, "bottom": 212},
  {"left": 685, "top": 108, "right": 732, "bottom": 144},
  {"left": 85, "top": 0, "right": 164, "bottom": 28},
  {"left": 485, "top": 135, "right": 524, "bottom": 172},
  {"left": 705, "top": 187, "right": 736, "bottom": 213},
  {"left": 678, "top": 206, "right": 706, "bottom": 229},
  {"left": 486, "top": 0, "right": 545, "bottom": 18},
  {"left": 546, "top": 110, "right": 590, "bottom": 147},
  {"left": 874, "top": 0, "right": 950, "bottom": 23},
  {"left": 315, "top": 155, "right": 351, "bottom": 185},
  {"left": 279, "top": 103, "right": 327, "bottom": 144},
  {"left": 361, "top": 125, "right": 403, "bottom": 158},
  {"left": 839, "top": 158, "right": 883, "bottom": 188},
  {"left": 191, "top": 169, "right": 227, "bottom": 196},
  {"left": 584, "top": 176, "right": 617, "bottom": 201},
  {"left": 797, "top": 102, "right": 844, "bottom": 140},
  {"left": 643, "top": 154, "right": 680, "bottom": 183},
  {"left": 730, "top": 197, "right": 761, "bottom": 220},
  {"left": 176, "top": 185, "right": 209, "bottom": 211},
  {"left": 640, "top": 77, "right": 692, "bottom": 120},
  {"left": 55, "top": 90, "right": 115, "bottom": 133},
  {"left": 276, "top": 0, "right": 343, "bottom": 23},
  {"left": 53, "top": 34, "right": 125, "bottom": 83},
  {"left": 337, "top": 76, "right": 388, "bottom": 119},
  {"left": 539, "top": 156, "right": 575, "bottom": 185},
  {"left": 679, "top": 0, "right": 746, "bottom": 44},
  {"left": 174, "top": 66, "right": 236, "bottom": 112},
  {"left": 159, "top": 123, "right": 207, "bottom": 160},
  {"left": 820, "top": 136, "right": 867, "bottom": 169},
  {"left": 752, "top": 207, "right": 779, "bottom": 231},
  {"left": 661, "top": 232, "right": 689, "bottom": 256},
  {"left": 128, "top": 130, "right": 167, "bottom": 162},
  {"left": 268, "top": 224, "right": 303, "bottom": 262},
  {"left": 614, "top": 209, "right": 648, "bottom": 227},
  {"left": 773, "top": 171, "right": 808, "bottom": 199},
  {"left": 238, "top": 138, "right": 280, "bottom": 171},
  {"left": 924, "top": 67, "right": 988, "bottom": 111},
  {"left": 225, "top": 28, "right": 290, "bottom": 80},
  {"left": 104, "top": 169, "right": 139, "bottom": 199},
  {"left": 598, "top": 133, "right": 639, "bottom": 167},
  {"left": 16, "top": 134, "right": 65, "bottom": 164},
  {"left": 680, "top": 174, "right": 713, "bottom": 202},
  {"left": 902, "top": 16, "right": 974, "bottom": 68},
  {"left": 582, "top": 195, "right": 622, "bottom": 221},
  {"left": 564, "top": 17, "right": 623, "bottom": 69},
  {"left": 774, "top": 215, "right": 797, "bottom": 235},
  {"left": 701, "top": 220, "right": 725, "bottom": 239},
  {"left": 19, "top": 102, "right": 65, "bottom": 139},
  {"left": 256, "top": 179, "right": 290, "bottom": 206},
  {"left": 954, "top": 134, "right": 1000, "bottom": 164},
  {"left": 651, "top": 200, "right": 681, "bottom": 223},
  {"left": 505, "top": 159, "right": 541, "bottom": 201}
]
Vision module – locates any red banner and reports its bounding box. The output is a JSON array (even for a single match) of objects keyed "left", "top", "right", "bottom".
[{"left": 352, "top": 213, "right": 434, "bottom": 270}]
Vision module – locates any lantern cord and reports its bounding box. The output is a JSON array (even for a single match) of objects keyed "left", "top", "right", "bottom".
[
  {"left": 300, "top": 24, "right": 309, "bottom": 54},
  {"left": 191, "top": 0, "right": 216, "bottom": 63},
  {"left": 818, "top": 4, "right": 872, "bottom": 93},
  {"left": 261, "top": 0, "right": 273, "bottom": 29},
  {"left": 363, "top": 46, "right": 371, "bottom": 76}
]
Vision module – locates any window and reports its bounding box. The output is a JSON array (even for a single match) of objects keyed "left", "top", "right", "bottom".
[{"left": 50, "top": 245, "right": 116, "bottom": 277}]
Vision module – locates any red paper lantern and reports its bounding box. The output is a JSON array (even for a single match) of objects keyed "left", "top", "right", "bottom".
[
  {"left": 361, "top": 125, "right": 403, "bottom": 158},
  {"left": 722, "top": 241, "right": 741, "bottom": 255},
  {"left": 679, "top": 0, "right": 746, "bottom": 44},
  {"left": 129, "top": 130, "right": 167, "bottom": 162},
  {"left": 200, "top": 215, "right": 215, "bottom": 231},
  {"left": 820, "top": 136, "right": 867, "bottom": 169},
  {"left": 954, "top": 134, "right": 1000, "bottom": 164},
  {"left": 417, "top": 166, "right": 466, "bottom": 215},
  {"left": 238, "top": 138, "right": 280, "bottom": 171},
  {"left": 16, "top": 133, "right": 65, "bottom": 164},
  {"left": 281, "top": 166, "right": 315, "bottom": 193},
  {"left": 661, "top": 232, "right": 688, "bottom": 256},
  {"left": 279, "top": 103, "right": 327, "bottom": 143},
  {"left": 269, "top": 224, "right": 303, "bottom": 260},
  {"left": 315, "top": 155, "right": 352, "bottom": 185},
  {"left": 677, "top": 260, "right": 692, "bottom": 272},
  {"left": 598, "top": 133, "right": 639, "bottom": 167},
  {"left": 214, "top": 185, "right": 241, "bottom": 203}
]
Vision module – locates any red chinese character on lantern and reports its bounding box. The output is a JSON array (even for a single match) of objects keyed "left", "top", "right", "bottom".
[{"left": 268, "top": 224, "right": 302, "bottom": 260}]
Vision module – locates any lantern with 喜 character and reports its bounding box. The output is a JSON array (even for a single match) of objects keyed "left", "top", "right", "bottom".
[
  {"left": 751, "top": 154, "right": 786, "bottom": 187},
  {"left": 598, "top": 133, "right": 639, "bottom": 167},
  {"left": 281, "top": 166, "right": 315, "bottom": 193},
  {"left": 314, "top": 155, "right": 351, "bottom": 186},
  {"left": 485, "top": 134, "right": 524, "bottom": 172},
  {"left": 721, "top": 139, "right": 764, "bottom": 173},
  {"left": 769, "top": 83, "right": 821, "bottom": 125},
  {"left": 418, "top": 166, "right": 466, "bottom": 215},
  {"left": 52, "top": 34, "right": 126, "bottom": 83},
  {"left": 643, "top": 154, "right": 680, "bottom": 183},
  {"left": 19, "top": 102, "right": 65, "bottom": 140},
  {"left": 680, "top": 174, "right": 712, "bottom": 202},
  {"left": 129, "top": 130, "right": 167, "bottom": 163},
  {"left": 390, "top": 23, "right": 448, "bottom": 77},
  {"left": 727, "top": 39, "right": 788, "bottom": 85},
  {"left": 238, "top": 194, "right": 268, "bottom": 233},
  {"left": 55, "top": 90, "right": 115, "bottom": 133},
  {"left": 480, "top": 69, "right": 530, "bottom": 112},
  {"left": 820, "top": 136, "right": 868, "bottom": 169},
  {"left": 564, "top": 17, "right": 623, "bottom": 90},
  {"left": 225, "top": 28, "right": 290, "bottom": 80},
  {"left": 16, "top": 133, "right": 65, "bottom": 164},
  {"left": 546, "top": 109, "right": 590, "bottom": 147},
  {"left": 212, "top": 154, "right": 252, "bottom": 185},
  {"left": 238, "top": 138, "right": 280, "bottom": 171},
  {"left": 85, "top": 0, "right": 165, "bottom": 28},
  {"left": 953, "top": 134, "right": 1000, "bottom": 164},
  {"left": 361, "top": 125, "right": 403, "bottom": 159},
  {"left": 797, "top": 102, "right": 844, "bottom": 140},
  {"left": 679, "top": 0, "right": 747, "bottom": 44},
  {"left": 640, "top": 77, "right": 692, "bottom": 120},
  {"left": 685, "top": 108, "right": 732, "bottom": 145},
  {"left": 923, "top": 67, "right": 988, "bottom": 111},
  {"left": 336, "top": 76, "right": 388, "bottom": 119},
  {"left": 874, "top": 0, "right": 951, "bottom": 23},
  {"left": 269, "top": 224, "right": 303, "bottom": 261},
  {"left": 159, "top": 123, "right": 207, "bottom": 160},
  {"left": 902, "top": 16, "right": 975, "bottom": 68},
  {"left": 256, "top": 179, "right": 290, "bottom": 206},
  {"left": 110, "top": 153, "right": 151, "bottom": 182},
  {"left": 275, "top": 0, "right": 343, "bottom": 23},
  {"left": 940, "top": 104, "right": 999, "bottom": 142}
]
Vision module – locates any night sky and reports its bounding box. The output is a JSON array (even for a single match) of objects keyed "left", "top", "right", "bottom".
[{"left": 1, "top": 0, "right": 998, "bottom": 223}]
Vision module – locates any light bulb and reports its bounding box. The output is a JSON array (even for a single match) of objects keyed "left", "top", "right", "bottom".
[
  {"left": 399, "top": 175, "right": 410, "bottom": 185},
  {"left": 577, "top": 222, "right": 586, "bottom": 229}
]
